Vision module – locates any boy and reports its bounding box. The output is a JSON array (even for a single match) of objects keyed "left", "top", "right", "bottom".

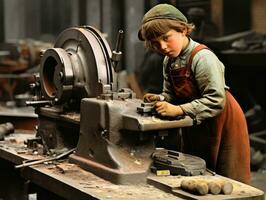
[{"left": 138, "top": 4, "right": 250, "bottom": 184}]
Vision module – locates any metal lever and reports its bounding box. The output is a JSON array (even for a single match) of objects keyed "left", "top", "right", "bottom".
[{"left": 111, "top": 29, "right": 123, "bottom": 72}]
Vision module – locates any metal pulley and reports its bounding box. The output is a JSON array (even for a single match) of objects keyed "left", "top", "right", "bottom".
[{"left": 39, "top": 26, "right": 116, "bottom": 104}]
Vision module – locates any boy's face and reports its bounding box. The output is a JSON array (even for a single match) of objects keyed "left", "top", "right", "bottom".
[{"left": 150, "top": 29, "right": 187, "bottom": 58}]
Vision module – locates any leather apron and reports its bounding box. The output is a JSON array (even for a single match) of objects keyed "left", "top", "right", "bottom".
[{"left": 169, "top": 44, "right": 251, "bottom": 184}]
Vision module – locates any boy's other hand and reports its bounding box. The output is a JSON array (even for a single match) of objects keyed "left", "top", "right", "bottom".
[
  {"left": 143, "top": 93, "right": 160, "bottom": 102},
  {"left": 155, "top": 101, "right": 184, "bottom": 117}
]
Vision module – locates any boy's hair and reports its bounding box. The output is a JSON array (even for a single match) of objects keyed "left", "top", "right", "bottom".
[{"left": 139, "top": 19, "right": 195, "bottom": 49}]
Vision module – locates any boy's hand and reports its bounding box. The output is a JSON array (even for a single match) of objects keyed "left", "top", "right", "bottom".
[
  {"left": 143, "top": 93, "right": 160, "bottom": 102},
  {"left": 155, "top": 101, "right": 184, "bottom": 117}
]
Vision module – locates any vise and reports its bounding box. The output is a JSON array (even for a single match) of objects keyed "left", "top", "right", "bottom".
[{"left": 27, "top": 26, "right": 194, "bottom": 184}]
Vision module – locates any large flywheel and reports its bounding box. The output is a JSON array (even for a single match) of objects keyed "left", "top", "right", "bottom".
[{"left": 40, "top": 26, "right": 116, "bottom": 104}]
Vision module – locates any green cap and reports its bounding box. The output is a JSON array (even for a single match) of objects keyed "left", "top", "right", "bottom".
[
  {"left": 139, "top": 4, "right": 187, "bottom": 40},
  {"left": 142, "top": 4, "right": 187, "bottom": 24}
]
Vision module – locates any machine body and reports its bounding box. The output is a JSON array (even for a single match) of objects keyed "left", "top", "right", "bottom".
[{"left": 28, "top": 26, "right": 194, "bottom": 184}]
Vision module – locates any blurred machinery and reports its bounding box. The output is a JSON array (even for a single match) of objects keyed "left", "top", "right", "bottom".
[
  {"left": 0, "top": 39, "right": 52, "bottom": 130},
  {"left": 0, "top": 39, "right": 52, "bottom": 73},
  {"left": 0, "top": 39, "right": 52, "bottom": 104}
]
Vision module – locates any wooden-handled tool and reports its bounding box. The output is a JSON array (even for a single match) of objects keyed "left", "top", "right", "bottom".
[
  {"left": 180, "top": 179, "right": 209, "bottom": 195},
  {"left": 208, "top": 180, "right": 233, "bottom": 195},
  {"left": 180, "top": 178, "right": 233, "bottom": 195}
]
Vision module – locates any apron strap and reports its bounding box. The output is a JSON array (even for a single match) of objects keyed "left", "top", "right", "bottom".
[{"left": 187, "top": 44, "right": 209, "bottom": 68}]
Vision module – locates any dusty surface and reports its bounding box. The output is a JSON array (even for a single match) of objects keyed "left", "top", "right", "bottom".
[
  {"left": 35, "top": 163, "right": 184, "bottom": 200},
  {"left": 0, "top": 133, "right": 182, "bottom": 200},
  {"left": 0, "top": 133, "right": 264, "bottom": 200}
]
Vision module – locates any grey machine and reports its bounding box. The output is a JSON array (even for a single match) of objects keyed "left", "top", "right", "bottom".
[{"left": 27, "top": 26, "right": 195, "bottom": 184}]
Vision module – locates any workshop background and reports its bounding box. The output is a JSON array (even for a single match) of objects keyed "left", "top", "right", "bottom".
[{"left": 0, "top": 0, "right": 266, "bottom": 198}]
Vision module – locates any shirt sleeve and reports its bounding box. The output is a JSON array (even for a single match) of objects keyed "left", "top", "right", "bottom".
[
  {"left": 179, "top": 49, "right": 226, "bottom": 124},
  {"left": 161, "top": 57, "right": 176, "bottom": 102}
]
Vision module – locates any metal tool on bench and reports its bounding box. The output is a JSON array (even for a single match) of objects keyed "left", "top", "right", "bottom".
[
  {"left": 25, "top": 26, "right": 194, "bottom": 184},
  {"left": 15, "top": 148, "right": 75, "bottom": 169},
  {"left": 151, "top": 148, "right": 206, "bottom": 176}
]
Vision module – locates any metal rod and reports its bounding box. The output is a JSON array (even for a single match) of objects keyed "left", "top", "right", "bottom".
[
  {"left": 25, "top": 100, "right": 52, "bottom": 106},
  {"left": 111, "top": 30, "right": 124, "bottom": 72},
  {"left": 15, "top": 148, "right": 75, "bottom": 169},
  {"left": 114, "top": 30, "right": 123, "bottom": 52}
]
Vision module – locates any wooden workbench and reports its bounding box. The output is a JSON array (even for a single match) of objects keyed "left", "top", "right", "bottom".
[{"left": 0, "top": 132, "right": 264, "bottom": 200}]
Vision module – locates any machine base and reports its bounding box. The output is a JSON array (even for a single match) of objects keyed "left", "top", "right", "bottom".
[{"left": 69, "top": 154, "right": 149, "bottom": 185}]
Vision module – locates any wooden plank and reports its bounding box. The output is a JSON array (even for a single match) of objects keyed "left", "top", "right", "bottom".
[{"left": 148, "top": 174, "right": 265, "bottom": 200}]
